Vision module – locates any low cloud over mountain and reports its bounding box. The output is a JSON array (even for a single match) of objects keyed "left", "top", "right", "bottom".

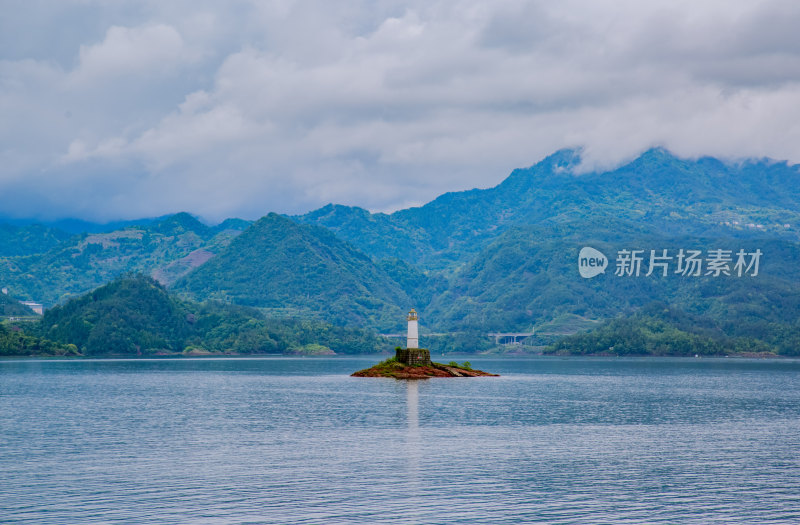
[{"left": 3, "top": 1, "right": 800, "bottom": 221}]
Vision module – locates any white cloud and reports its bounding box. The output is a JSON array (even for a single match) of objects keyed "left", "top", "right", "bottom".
[
  {"left": 71, "top": 24, "right": 189, "bottom": 84},
  {"left": 1, "top": 0, "right": 800, "bottom": 221}
]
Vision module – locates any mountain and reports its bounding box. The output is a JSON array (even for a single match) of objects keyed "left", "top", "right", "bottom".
[
  {"left": 0, "top": 292, "right": 37, "bottom": 317},
  {"left": 0, "top": 215, "right": 175, "bottom": 234},
  {"left": 0, "top": 223, "right": 72, "bottom": 257},
  {"left": 423, "top": 219, "right": 800, "bottom": 335},
  {"left": 0, "top": 323, "right": 76, "bottom": 357},
  {"left": 297, "top": 148, "right": 800, "bottom": 270},
  {"left": 144, "top": 212, "right": 211, "bottom": 237},
  {"left": 291, "top": 149, "right": 800, "bottom": 349},
  {"left": 545, "top": 302, "right": 798, "bottom": 357},
  {"left": 174, "top": 213, "right": 412, "bottom": 331},
  {"left": 375, "top": 257, "right": 448, "bottom": 307},
  {"left": 0, "top": 213, "right": 249, "bottom": 306},
  {"left": 212, "top": 218, "right": 253, "bottom": 234},
  {"left": 39, "top": 274, "right": 195, "bottom": 355},
  {"left": 298, "top": 204, "right": 436, "bottom": 265},
  {"left": 36, "top": 274, "right": 385, "bottom": 356},
  {"left": 4, "top": 148, "right": 800, "bottom": 353}
]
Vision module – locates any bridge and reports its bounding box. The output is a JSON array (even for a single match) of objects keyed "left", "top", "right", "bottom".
[
  {"left": 378, "top": 333, "right": 453, "bottom": 339},
  {"left": 487, "top": 332, "right": 535, "bottom": 345}
]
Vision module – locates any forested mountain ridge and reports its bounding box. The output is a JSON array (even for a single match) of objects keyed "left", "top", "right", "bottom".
[
  {"left": 174, "top": 213, "right": 412, "bottom": 331},
  {"left": 546, "top": 302, "right": 800, "bottom": 357},
  {"left": 0, "top": 292, "right": 37, "bottom": 317},
  {"left": 290, "top": 149, "right": 800, "bottom": 352},
  {"left": 297, "top": 148, "right": 800, "bottom": 269},
  {"left": 1, "top": 148, "right": 799, "bottom": 355},
  {"left": 0, "top": 223, "right": 72, "bottom": 257},
  {"left": 424, "top": 220, "right": 800, "bottom": 332},
  {"left": 0, "top": 212, "right": 249, "bottom": 306},
  {"left": 34, "top": 275, "right": 384, "bottom": 356}
]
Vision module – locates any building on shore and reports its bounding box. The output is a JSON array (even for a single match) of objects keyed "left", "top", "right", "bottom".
[{"left": 20, "top": 301, "right": 43, "bottom": 315}]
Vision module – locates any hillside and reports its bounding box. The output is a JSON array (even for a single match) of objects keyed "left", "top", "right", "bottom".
[
  {"left": 38, "top": 274, "right": 194, "bottom": 355},
  {"left": 37, "top": 275, "right": 386, "bottom": 356},
  {"left": 291, "top": 149, "right": 800, "bottom": 348},
  {"left": 174, "top": 213, "right": 412, "bottom": 331},
  {"left": 0, "top": 322, "right": 77, "bottom": 357},
  {"left": 0, "top": 212, "right": 249, "bottom": 306},
  {"left": 0, "top": 293, "right": 37, "bottom": 317},
  {"left": 2, "top": 148, "right": 800, "bottom": 350},
  {"left": 298, "top": 149, "right": 800, "bottom": 270},
  {"left": 545, "top": 302, "right": 799, "bottom": 357},
  {"left": 0, "top": 223, "right": 72, "bottom": 257},
  {"left": 420, "top": 217, "right": 800, "bottom": 332}
]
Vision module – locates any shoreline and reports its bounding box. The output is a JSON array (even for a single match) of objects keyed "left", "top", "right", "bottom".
[{"left": 1, "top": 352, "right": 795, "bottom": 361}]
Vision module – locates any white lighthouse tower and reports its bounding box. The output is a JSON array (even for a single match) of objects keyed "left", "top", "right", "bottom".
[
  {"left": 407, "top": 308, "right": 419, "bottom": 349},
  {"left": 396, "top": 308, "right": 430, "bottom": 366}
]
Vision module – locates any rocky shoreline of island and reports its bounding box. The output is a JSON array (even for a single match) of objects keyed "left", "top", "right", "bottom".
[{"left": 352, "top": 357, "right": 498, "bottom": 379}]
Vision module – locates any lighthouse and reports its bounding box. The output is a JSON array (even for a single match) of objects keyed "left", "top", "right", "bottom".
[
  {"left": 396, "top": 308, "right": 431, "bottom": 366},
  {"left": 407, "top": 308, "right": 419, "bottom": 349}
]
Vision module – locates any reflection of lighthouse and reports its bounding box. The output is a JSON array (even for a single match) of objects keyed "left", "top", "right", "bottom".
[{"left": 407, "top": 308, "right": 419, "bottom": 349}]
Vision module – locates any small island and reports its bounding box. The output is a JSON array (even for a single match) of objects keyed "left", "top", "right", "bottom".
[
  {"left": 352, "top": 356, "right": 498, "bottom": 379},
  {"left": 352, "top": 309, "right": 498, "bottom": 379}
]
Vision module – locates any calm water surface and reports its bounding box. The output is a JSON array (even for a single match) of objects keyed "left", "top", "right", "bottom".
[{"left": 1, "top": 357, "right": 799, "bottom": 524}]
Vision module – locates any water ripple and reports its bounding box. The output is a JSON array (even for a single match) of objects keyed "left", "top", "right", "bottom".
[{"left": 1, "top": 357, "right": 799, "bottom": 524}]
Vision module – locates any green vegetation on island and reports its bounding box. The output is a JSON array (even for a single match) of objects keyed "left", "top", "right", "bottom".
[{"left": 352, "top": 356, "right": 498, "bottom": 379}]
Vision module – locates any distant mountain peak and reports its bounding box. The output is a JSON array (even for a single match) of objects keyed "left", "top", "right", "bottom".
[
  {"left": 175, "top": 209, "right": 409, "bottom": 329},
  {"left": 149, "top": 212, "right": 210, "bottom": 237},
  {"left": 496, "top": 148, "right": 584, "bottom": 192},
  {"left": 540, "top": 147, "right": 584, "bottom": 173},
  {"left": 301, "top": 203, "right": 373, "bottom": 222},
  {"left": 212, "top": 217, "right": 252, "bottom": 233},
  {"left": 629, "top": 147, "right": 685, "bottom": 166}
]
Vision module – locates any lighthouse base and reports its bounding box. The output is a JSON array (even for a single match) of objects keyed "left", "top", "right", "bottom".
[{"left": 396, "top": 348, "right": 431, "bottom": 366}]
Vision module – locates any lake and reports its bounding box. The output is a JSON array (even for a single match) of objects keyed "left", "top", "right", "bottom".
[{"left": 1, "top": 357, "right": 799, "bottom": 524}]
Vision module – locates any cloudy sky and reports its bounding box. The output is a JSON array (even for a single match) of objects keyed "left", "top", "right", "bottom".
[{"left": 2, "top": 0, "right": 800, "bottom": 222}]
